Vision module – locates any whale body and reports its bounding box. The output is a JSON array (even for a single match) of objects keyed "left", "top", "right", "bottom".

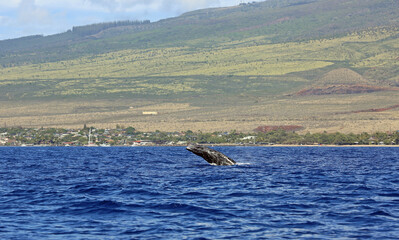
[{"left": 186, "top": 144, "right": 236, "bottom": 166}]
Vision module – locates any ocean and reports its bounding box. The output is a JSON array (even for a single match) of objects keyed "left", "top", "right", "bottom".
[{"left": 1, "top": 146, "right": 399, "bottom": 239}]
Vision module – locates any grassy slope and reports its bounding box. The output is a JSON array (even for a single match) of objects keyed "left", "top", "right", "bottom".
[
  {"left": 0, "top": 27, "right": 397, "bottom": 100},
  {"left": 0, "top": 0, "right": 398, "bottom": 65},
  {"left": 0, "top": 0, "right": 398, "bottom": 132}
]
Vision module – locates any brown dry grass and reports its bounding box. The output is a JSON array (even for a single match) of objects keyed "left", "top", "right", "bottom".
[
  {"left": 1, "top": 91, "right": 399, "bottom": 133},
  {"left": 317, "top": 68, "right": 373, "bottom": 86}
]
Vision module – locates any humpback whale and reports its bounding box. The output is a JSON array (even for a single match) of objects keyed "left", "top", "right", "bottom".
[{"left": 186, "top": 144, "right": 236, "bottom": 166}]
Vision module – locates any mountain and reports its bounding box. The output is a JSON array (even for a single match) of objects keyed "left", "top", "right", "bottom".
[
  {"left": 0, "top": 0, "right": 398, "bottom": 133},
  {"left": 1, "top": 0, "right": 398, "bottom": 67},
  {"left": 294, "top": 68, "right": 398, "bottom": 96}
]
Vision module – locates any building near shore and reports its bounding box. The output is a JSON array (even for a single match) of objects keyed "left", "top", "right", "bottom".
[{"left": 142, "top": 112, "right": 158, "bottom": 115}]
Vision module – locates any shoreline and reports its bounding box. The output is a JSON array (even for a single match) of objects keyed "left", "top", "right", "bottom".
[{"left": 1, "top": 144, "right": 399, "bottom": 148}]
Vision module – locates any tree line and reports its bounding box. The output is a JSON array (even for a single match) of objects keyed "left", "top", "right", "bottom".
[
  {"left": 1, "top": 127, "right": 399, "bottom": 146},
  {"left": 71, "top": 20, "right": 151, "bottom": 36}
]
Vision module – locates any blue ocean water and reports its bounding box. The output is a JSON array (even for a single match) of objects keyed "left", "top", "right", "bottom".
[{"left": 1, "top": 146, "right": 399, "bottom": 239}]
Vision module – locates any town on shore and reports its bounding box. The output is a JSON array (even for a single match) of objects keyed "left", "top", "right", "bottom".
[{"left": 1, "top": 125, "right": 399, "bottom": 147}]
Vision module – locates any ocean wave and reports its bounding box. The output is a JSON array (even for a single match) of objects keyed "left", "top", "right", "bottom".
[{"left": 1, "top": 146, "right": 399, "bottom": 239}]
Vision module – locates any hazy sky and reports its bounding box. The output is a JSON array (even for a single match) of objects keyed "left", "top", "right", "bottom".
[{"left": 0, "top": 0, "right": 246, "bottom": 40}]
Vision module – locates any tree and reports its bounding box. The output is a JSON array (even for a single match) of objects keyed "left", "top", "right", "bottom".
[
  {"left": 125, "top": 127, "right": 136, "bottom": 135},
  {"left": 332, "top": 132, "right": 349, "bottom": 145}
]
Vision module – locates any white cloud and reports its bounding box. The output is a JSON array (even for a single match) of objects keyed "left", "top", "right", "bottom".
[
  {"left": 0, "top": 0, "right": 20, "bottom": 8},
  {"left": 18, "top": 0, "right": 50, "bottom": 24},
  {"left": 35, "top": 0, "right": 97, "bottom": 11}
]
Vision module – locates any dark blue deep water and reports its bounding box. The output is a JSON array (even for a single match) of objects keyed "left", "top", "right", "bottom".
[{"left": 1, "top": 147, "right": 399, "bottom": 239}]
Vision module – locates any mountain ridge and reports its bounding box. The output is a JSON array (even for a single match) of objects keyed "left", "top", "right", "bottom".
[{"left": 1, "top": 0, "right": 398, "bottom": 67}]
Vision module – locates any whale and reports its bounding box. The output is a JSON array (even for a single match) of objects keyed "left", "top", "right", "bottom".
[{"left": 186, "top": 144, "right": 236, "bottom": 166}]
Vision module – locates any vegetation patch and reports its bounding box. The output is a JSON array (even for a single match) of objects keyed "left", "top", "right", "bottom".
[
  {"left": 295, "top": 85, "right": 397, "bottom": 96},
  {"left": 2, "top": 127, "right": 399, "bottom": 146}
]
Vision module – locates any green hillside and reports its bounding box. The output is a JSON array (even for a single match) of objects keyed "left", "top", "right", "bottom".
[
  {"left": 1, "top": 0, "right": 398, "bottom": 67},
  {"left": 0, "top": 25, "right": 397, "bottom": 100},
  {"left": 0, "top": 0, "right": 398, "bottom": 132}
]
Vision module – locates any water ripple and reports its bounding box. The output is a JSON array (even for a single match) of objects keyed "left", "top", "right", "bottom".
[{"left": 1, "top": 146, "right": 399, "bottom": 239}]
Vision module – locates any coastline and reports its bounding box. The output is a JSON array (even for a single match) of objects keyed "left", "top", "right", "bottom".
[
  {"left": 193, "top": 144, "right": 399, "bottom": 148},
  {"left": 2, "top": 144, "right": 399, "bottom": 148}
]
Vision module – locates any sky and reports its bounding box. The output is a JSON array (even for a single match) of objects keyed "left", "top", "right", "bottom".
[{"left": 0, "top": 0, "right": 246, "bottom": 40}]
